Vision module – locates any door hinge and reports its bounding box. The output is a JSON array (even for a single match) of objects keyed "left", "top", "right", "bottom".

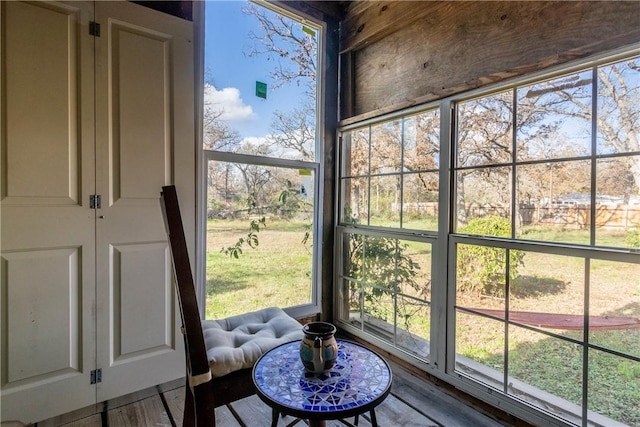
[
  {"left": 89, "top": 21, "right": 101, "bottom": 37},
  {"left": 90, "top": 194, "right": 101, "bottom": 209},
  {"left": 90, "top": 368, "right": 102, "bottom": 384}
]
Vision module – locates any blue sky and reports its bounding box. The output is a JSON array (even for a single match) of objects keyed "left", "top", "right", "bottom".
[{"left": 204, "top": 0, "right": 309, "bottom": 140}]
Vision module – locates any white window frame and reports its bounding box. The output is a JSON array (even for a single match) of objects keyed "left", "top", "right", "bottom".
[
  {"left": 203, "top": 150, "right": 323, "bottom": 319},
  {"left": 193, "top": 0, "right": 326, "bottom": 319}
]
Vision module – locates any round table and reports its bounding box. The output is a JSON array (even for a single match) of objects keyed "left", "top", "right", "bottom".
[{"left": 252, "top": 340, "right": 392, "bottom": 427}]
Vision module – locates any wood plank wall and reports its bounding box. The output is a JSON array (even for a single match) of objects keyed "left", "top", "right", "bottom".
[{"left": 339, "top": 1, "right": 640, "bottom": 122}]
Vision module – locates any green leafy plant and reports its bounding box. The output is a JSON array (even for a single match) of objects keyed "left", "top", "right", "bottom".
[
  {"left": 457, "top": 215, "right": 524, "bottom": 296},
  {"left": 278, "top": 180, "right": 302, "bottom": 219},
  {"left": 346, "top": 217, "right": 423, "bottom": 327},
  {"left": 221, "top": 216, "right": 266, "bottom": 258},
  {"left": 626, "top": 229, "right": 640, "bottom": 249},
  {"left": 223, "top": 180, "right": 313, "bottom": 258}
]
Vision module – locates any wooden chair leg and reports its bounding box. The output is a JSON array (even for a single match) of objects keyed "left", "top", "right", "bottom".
[
  {"left": 183, "top": 377, "right": 218, "bottom": 427},
  {"left": 183, "top": 378, "right": 196, "bottom": 427},
  {"left": 193, "top": 381, "right": 217, "bottom": 427}
]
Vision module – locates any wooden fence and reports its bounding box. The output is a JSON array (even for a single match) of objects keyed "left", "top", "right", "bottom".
[{"left": 398, "top": 202, "right": 640, "bottom": 231}]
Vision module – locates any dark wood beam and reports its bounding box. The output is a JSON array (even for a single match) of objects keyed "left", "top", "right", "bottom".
[
  {"left": 276, "top": 1, "right": 347, "bottom": 21},
  {"left": 340, "top": 1, "right": 442, "bottom": 53},
  {"left": 130, "top": 1, "right": 193, "bottom": 21}
]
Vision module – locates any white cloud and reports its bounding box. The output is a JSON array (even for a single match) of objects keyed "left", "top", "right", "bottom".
[{"left": 204, "top": 83, "right": 254, "bottom": 122}]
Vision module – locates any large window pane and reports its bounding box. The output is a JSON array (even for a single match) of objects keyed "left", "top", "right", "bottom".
[
  {"left": 596, "top": 156, "right": 640, "bottom": 248},
  {"left": 588, "top": 349, "right": 640, "bottom": 426},
  {"left": 204, "top": 2, "right": 318, "bottom": 161},
  {"left": 205, "top": 160, "right": 314, "bottom": 318},
  {"left": 596, "top": 56, "right": 640, "bottom": 156},
  {"left": 204, "top": 1, "right": 321, "bottom": 320},
  {"left": 508, "top": 326, "right": 583, "bottom": 422},
  {"left": 517, "top": 71, "right": 592, "bottom": 161},
  {"left": 456, "top": 166, "right": 512, "bottom": 233},
  {"left": 457, "top": 91, "right": 512, "bottom": 168},
  {"left": 516, "top": 160, "right": 591, "bottom": 244},
  {"left": 402, "top": 172, "right": 438, "bottom": 231},
  {"left": 589, "top": 259, "right": 640, "bottom": 359}
]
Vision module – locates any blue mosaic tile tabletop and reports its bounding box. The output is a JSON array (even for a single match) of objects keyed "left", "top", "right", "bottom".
[{"left": 252, "top": 340, "right": 392, "bottom": 418}]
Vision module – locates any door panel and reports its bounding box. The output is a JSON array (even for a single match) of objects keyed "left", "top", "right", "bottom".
[
  {"left": 111, "top": 242, "right": 173, "bottom": 359},
  {"left": 94, "top": 1, "right": 192, "bottom": 402},
  {"left": 2, "top": 1, "right": 81, "bottom": 204},
  {"left": 110, "top": 21, "right": 172, "bottom": 202},
  {"left": 4, "top": 248, "right": 82, "bottom": 383},
  {"left": 0, "top": 1, "right": 96, "bottom": 423}
]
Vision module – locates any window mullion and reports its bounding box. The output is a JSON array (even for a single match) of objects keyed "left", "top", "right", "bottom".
[{"left": 435, "top": 99, "right": 453, "bottom": 374}]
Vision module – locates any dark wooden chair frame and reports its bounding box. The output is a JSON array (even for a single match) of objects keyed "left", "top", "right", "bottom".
[{"left": 161, "top": 185, "right": 256, "bottom": 427}]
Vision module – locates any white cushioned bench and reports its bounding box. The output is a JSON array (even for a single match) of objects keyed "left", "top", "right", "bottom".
[{"left": 202, "top": 306, "right": 304, "bottom": 377}]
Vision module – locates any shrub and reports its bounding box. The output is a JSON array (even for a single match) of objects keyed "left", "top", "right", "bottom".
[
  {"left": 626, "top": 230, "right": 640, "bottom": 249},
  {"left": 457, "top": 215, "right": 524, "bottom": 296},
  {"left": 345, "top": 219, "right": 422, "bottom": 327}
]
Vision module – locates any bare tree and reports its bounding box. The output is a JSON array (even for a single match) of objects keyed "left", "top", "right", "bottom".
[
  {"left": 243, "top": 3, "right": 318, "bottom": 161},
  {"left": 202, "top": 83, "right": 242, "bottom": 151},
  {"left": 456, "top": 91, "right": 513, "bottom": 225},
  {"left": 267, "top": 102, "right": 315, "bottom": 161},
  {"left": 522, "top": 59, "right": 640, "bottom": 199},
  {"left": 457, "top": 57, "right": 640, "bottom": 228},
  {"left": 596, "top": 59, "right": 639, "bottom": 200},
  {"left": 243, "top": 3, "right": 317, "bottom": 99}
]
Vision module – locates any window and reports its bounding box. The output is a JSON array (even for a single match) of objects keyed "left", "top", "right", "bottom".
[
  {"left": 336, "top": 109, "right": 440, "bottom": 362},
  {"left": 202, "top": 1, "right": 322, "bottom": 319},
  {"left": 337, "top": 52, "right": 640, "bottom": 427},
  {"left": 453, "top": 55, "right": 640, "bottom": 426}
]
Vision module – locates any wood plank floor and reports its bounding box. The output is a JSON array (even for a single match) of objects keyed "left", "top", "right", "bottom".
[{"left": 40, "top": 361, "right": 519, "bottom": 427}]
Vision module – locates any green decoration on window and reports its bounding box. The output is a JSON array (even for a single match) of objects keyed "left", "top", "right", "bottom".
[
  {"left": 302, "top": 25, "right": 316, "bottom": 37},
  {"left": 256, "top": 81, "right": 267, "bottom": 99}
]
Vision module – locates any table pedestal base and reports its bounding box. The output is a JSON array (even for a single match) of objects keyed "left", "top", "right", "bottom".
[{"left": 271, "top": 409, "right": 378, "bottom": 427}]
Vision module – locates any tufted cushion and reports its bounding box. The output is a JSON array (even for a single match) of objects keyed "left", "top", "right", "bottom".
[{"left": 201, "top": 307, "right": 304, "bottom": 378}]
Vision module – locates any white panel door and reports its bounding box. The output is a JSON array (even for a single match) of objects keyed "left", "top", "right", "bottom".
[
  {"left": 0, "top": 1, "right": 96, "bottom": 423},
  {"left": 94, "top": 1, "right": 194, "bottom": 402}
]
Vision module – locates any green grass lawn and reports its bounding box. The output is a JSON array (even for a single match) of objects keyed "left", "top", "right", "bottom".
[
  {"left": 477, "top": 328, "right": 640, "bottom": 426},
  {"left": 455, "top": 227, "right": 640, "bottom": 426},
  {"left": 205, "top": 219, "right": 312, "bottom": 319}
]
